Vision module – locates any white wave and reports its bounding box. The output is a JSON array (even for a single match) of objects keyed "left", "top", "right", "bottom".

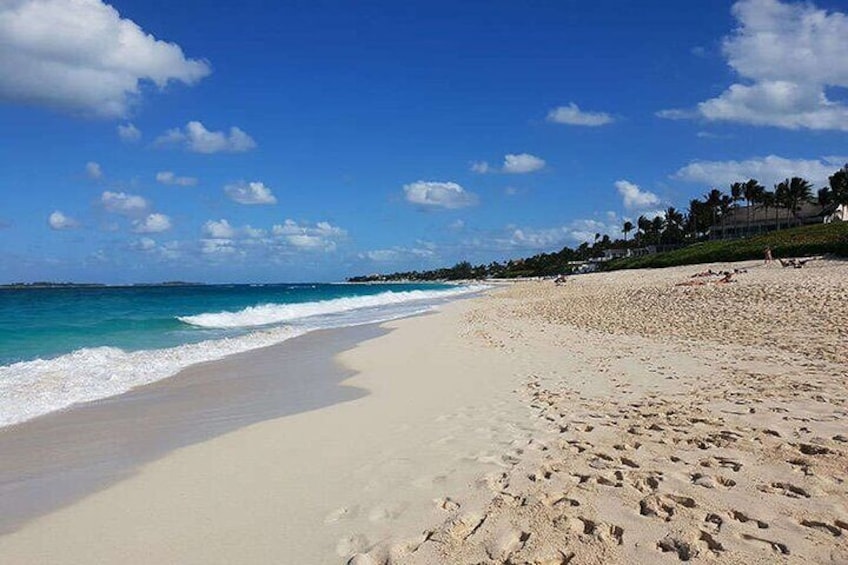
[
  {"left": 178, "top": 285, "right": 488, "bottom": 329},
  {"left": 0, "top": 284, "right": 489, "bottom": 428},
  {"left": 0, "top": 326, "right": 304, "bottom": 428}
]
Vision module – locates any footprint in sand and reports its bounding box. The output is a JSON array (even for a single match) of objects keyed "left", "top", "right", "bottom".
[
  {"left": 325, "top": 505, "right": 360, "bottom": 524},
  {"left": 729, "top": 510, "right": 769, "bottom": 529},
  {"left": 336, "top": 534, "right": 370, "bottom": 557},
  {"left": 434, "top": 497, "right": 461, "bottom": 512},
  {"left": 740, "top": 533, "right": 790, "bottom": 555},
  {"left": 757, "top": 481, "right": 811, "bottom": 499},
  {"left": 800, "top": 519, "right": 843, "bottom": 537},
  {"left": 691, "top": 472, "right": 736, "bottom": 489},
  {"left": 639, "top": 493, "right": 697, "bottom": 522}
]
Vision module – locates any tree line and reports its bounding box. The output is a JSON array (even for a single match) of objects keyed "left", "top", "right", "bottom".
[{"left": 348, "top": 165, "right": 848, "bottom": 282}]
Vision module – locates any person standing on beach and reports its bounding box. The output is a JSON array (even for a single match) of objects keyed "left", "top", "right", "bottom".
[{"left": 764, "top": 246, "right": 773, "bottom": 264}]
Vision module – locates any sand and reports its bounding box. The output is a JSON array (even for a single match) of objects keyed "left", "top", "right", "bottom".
[{"left": 1, "top": 258, "right": 846, "bottom": 564}]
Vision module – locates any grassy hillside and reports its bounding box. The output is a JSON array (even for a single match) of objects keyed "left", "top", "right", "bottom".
[{"left": 606, "top": 222, "right": 848, "bottom": 270}]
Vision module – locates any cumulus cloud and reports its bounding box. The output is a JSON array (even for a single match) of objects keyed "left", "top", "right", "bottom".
[
  {"left": 615, "top": 180, "right": 661, "bottom": 210},
  {"left": 202, "top": 219, "right": 236, "bottom": 239},
  {"left": 673, "top": 154, "right": 847, "bottom": 187},
  {"left": 101, "top": 190, "right": 148, "bottom": 215},
  {"left": 0, "top": 0, "right": 210, "bottom": 118},
  {"left": 224, "top": 181, "right": 276, "bottom": 205},
  {"left": 117, "top": 123, "right": 141, "bottom": 142},
  {"left": 48, "top": 210, "right": 79, "bottom": 230},
  {"left": 503, "top": 153, "right": 546, "bottom": 174},
  {"left": 85, "top": 161, "right": 102, "bottom": 179},
  {"left": 132, "top": 212, "right": 171, "bottom": 233},
  {"left": 659, "top": 0, "right": 848, "bottom": 130},
  {"left": 156, "top": 121, "right": 256, "bottom": 153},
  {"left": 547, "top": 103, "right": 614, "bottom": 126},
  {"left": 404, "top": 181, "right": 478, "bottom": 209},
  {"left": 271, "top": 219, "right": 347, "bottom": 252},
  {"left": 156, "top": 171, "right": 197, "bottom": 186}
]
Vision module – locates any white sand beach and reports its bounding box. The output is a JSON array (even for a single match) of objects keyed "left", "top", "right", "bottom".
[{"left": 1, "top": 259, "right": 847, "bottom": 564}]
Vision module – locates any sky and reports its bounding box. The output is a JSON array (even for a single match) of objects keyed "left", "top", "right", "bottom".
[{"left": 1, "top": 0, "right": 847, "bottom": 283}]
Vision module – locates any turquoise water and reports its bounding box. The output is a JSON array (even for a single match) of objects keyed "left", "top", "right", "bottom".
[{"left": 0, "top": 282, "right": 484, "bottom": 426}]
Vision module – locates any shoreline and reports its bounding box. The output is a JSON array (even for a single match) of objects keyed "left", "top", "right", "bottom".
[
  {"left": 0, "top": 322, "right": 386, "bottom": 534},
  {"left": 1, "top": 259, "right": 846, "bottom": 563}
]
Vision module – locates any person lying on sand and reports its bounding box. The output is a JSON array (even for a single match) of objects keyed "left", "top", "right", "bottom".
[{"left": 676, "top": 272, "right": 734, "bottom": 286}]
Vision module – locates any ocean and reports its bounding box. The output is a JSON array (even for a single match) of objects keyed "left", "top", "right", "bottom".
[{"left": 0, "top": 282, "right": 486, "bottom": 427}]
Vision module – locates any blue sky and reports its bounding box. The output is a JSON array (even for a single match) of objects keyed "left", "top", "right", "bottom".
[{"left": 1, "top": 0, "right": 847, "bottom": 283}]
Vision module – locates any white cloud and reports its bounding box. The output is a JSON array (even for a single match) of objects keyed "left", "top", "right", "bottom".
[
  {"left": 547, "top": 103, "right": 614, "bottom": 126},
  {"left": 85, "top": 161, "right": 102, "bottom": 179},
  {"left": 673, "top": 154, "right": 847, "bottom": 186},
  {"left": 117, "top": 123, "right": 141, "bottom": 142},
  {"left": 132, "top": 213, "right": 171, "bottom": 233},
  {"left": 492, "top": 217, "right": 616, "bottom": 251},
  {"left": 48, "top": 210, "right": 79, "bottom": 230},
  {"left": 271, "top": 219, "right": 347, "bottom": 252},
  {"left": 135, "top": 237, "right": 156, "bottom": 251},
  {"left": 659, "top": 0, "right": 848, "bottom": 130},
  {"left": 470, "top": 161, "right": 490, "bottom": 174},
  {"left": 202, "top": 219, "right": 236, "bottom": 239},
  {"left": 503, "top": 153, "right": 546, "bottom": 174},
  {"left": 156, "top": 121, "right": 256, "bottom": 153},
  {"left": 615, "top": 180, "right": 661, "bottom": 210},
  {"left": 224, "top": 181, "right": 276, "bottom": 205},
  {"left": 0, "top": 0, "right": 210, "bottom": 118},
  {"left": 201, "top": 238, "right": 239, "bottom": 256},
  {"left": 242, "top": 225, "right": 266, "bottom": 239},
  {"left": 101, "top": 190, "right": 148, "bottom": 215},
  {"left": 403, "top": 181, "right": 478, "bottom": 209},
  {"left": 156, "top": 171, "right": 197, "bottom": 186},
  {"left": 362, "top": 246, "right": 436, "bottom": 262}
]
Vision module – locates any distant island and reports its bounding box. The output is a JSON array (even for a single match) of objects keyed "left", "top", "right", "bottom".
[{"left": 0, "top": 281, "right": 206, "bottom": 289}]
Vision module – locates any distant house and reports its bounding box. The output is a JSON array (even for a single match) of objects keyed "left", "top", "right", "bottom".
[
  {"left": 601, "top": 246, "right": 656, "bottom": 260},
  {"left": 709, "top": 202, "right": 830, "bottom": 240},
  {"left": 825, "top": 204, "right": 848, "bottom": 223}
]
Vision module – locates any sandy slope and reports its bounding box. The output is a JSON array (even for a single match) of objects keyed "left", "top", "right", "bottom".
[{"left": 1, "top": 259, "right": 846, "bottom": 564}]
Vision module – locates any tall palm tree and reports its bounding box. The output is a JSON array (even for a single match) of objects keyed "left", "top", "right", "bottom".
[
  {"left": 622, "top": 220, "right": 633, "bottom": 242},
  {"left": 743, "top": 179, "right": 765, "bottom": 236},
  {"left": 760, "top": 190, "right": 776, "bottom": 232},
  {"left": 637, "top": 215, "right": 651, "bottom": 244},
  {"left": 651, "top": 215, "right": 665, "bottom": 245},
  {"left": 828, "top": 164, "right": 848, "bottom": 206},
  {"left": 778, "top": 177, "right": 813, "bottom": 226},
  {"left": 703, "top": 188, "right": 724, "bottom": 238}
]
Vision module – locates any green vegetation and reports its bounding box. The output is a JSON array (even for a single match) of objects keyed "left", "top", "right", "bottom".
[{"left": 606, "top": 222, "right": 848, "bottom": 271}]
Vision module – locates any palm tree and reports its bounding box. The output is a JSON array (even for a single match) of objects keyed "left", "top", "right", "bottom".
[
  {"left": 730, "top": 182, "right": 744, "bottom": 208},
  {"left": 703, "top": 188, "right": 724, "bottom": 237},
  {"left": 742, "top": 179, "right": 764, "bottom": 236},
  {"left": 622, "top": 220, "right": 633, "bottom": 242},
  {"left": 828, "top": 164, "right": 848, "bottom": 206},
  {"left": 777, "top": 177, "right": 813, "bottom": 226},
  {"left": 760, "top": 190, "right": 776, "bottom": 232},
  {"left": 651, "top": 215, "right": 665, "bottom": 245},
  {"left": 664, "top": 207, "right": 685, "bottom": 243},
  {"left": 637, "top": 215, "right": 651, "bottom": 244},
  {"left": 774, "top": 182, "right": 788, "bottom": 229}
]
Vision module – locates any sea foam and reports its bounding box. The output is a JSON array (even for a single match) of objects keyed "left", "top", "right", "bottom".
[
  {"left": 178, "top": 285, "right": 487, "bottom": 328},
  {"left": 0, "top": 326, "right": 304, "bottom": 428},
  {"left": 0, "top": 284, "right": 487, "bottom": 427}
]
